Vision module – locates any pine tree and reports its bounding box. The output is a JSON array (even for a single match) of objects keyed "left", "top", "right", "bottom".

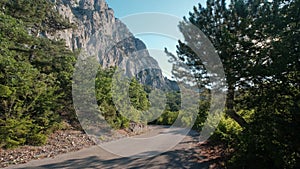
[
  {"left": 0, "top": 1, "right": 76, "bottom": 148},
  {"left": 169, "top": 0, "right": 299, "bottom": 167}
]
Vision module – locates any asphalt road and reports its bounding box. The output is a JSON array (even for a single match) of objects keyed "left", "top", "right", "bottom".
[{"left": 6, "top": 126, "right": 214, "bottom": 169}]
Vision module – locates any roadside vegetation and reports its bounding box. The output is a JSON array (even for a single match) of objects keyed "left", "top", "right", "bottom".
[
  {"left": 0, "top": 0, "right": 149, "bottom": 148},
  {"left": 163, "top": 0, "right": 300, "bottom": 168},
  {"left": 0, "top": 0, "right": 299, "bottom": 168}
]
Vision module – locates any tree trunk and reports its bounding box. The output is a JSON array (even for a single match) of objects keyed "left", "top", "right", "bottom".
[{"left": 226, "top": 85, "right": 248, "bottom": 128}]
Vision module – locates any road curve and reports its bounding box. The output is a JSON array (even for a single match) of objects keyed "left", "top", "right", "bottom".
[{"left": 6, "top": 126, "right": 214, "bottom": 169}]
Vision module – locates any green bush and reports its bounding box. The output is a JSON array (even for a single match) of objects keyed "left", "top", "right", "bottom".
[
  {"left": 228, "top": 108, "right": 300, "bottom": 169},
  {"left": 0, "top": 117, "right": 31, "bottom": 148},
  {"left": 212, "top": 115, "right": 243, "bottom": 143},
  {"left": 95, "top": 67, "right": 150, "bottom": 129},
  {"left": 156, "top": 111, "right": 179, "bottom": 125},
  {"left": 26, "top": 133, "right": 47, "bottom": 146},
  {"left": 0, "top": 9, "right": 75, "bottom": 148}
]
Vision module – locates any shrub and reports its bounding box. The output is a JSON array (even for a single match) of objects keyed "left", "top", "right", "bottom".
[
  {"left": 156, "top": 111, "right": 179, "bottom": 125},
  {"left": 26, "top": 133, "right": 47, "bottom": 146}
]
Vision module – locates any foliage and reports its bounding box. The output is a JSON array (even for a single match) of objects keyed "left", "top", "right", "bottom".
[
  {"left": 156, "top": 110, "right": 179, "bottom": 125},
  {"left": 129, "top": 78, "right": 149, "bottom": 111},
  {"left": 95, "top": 67, "right": 150, "bottom": 128},
  {"left": 169, "top": 0, "right": 300, "bottom": 168},
  {"left": 154, "top": 88, "right": 210, "bottom": 130},
  {"left": 1, "top": 0, "right": 74, "bottom": 35},
  {"left": 0, "top": 1, "right": 76, "bottom": 148},
  {"left": 165, "top": 91, "right": 181, "bottom": 112}
]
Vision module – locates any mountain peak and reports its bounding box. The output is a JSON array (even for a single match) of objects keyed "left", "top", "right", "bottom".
[{"left": 48, "top": 0, "right": 178, "bottom": 90}]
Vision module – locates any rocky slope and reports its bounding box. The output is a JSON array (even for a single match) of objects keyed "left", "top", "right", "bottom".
[{"left": 48, "top": 0, "right": 177, "bottom": 90}]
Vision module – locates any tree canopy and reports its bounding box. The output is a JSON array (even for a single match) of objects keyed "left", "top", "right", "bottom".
[
  {"left": 167, "top": 0, "right": 299, "bottom": 168},
  {"left": 0, "top": 0, "right": 76, "bottom": 148}
]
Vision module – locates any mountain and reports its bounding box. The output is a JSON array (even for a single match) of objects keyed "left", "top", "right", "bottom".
[{"left": 47, "top": 0, "right": 178, "bottom": 90}]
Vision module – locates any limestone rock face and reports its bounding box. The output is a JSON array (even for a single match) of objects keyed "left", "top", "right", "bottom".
[{"left": 50, "top": 0, "right": 177, "bottom": 90}]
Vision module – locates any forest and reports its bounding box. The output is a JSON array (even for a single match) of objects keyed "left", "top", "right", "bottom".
[{"left": 0, "top": 0, "right": 299, "bottom": 168}]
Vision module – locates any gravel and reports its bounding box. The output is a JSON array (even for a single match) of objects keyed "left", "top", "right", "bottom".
[{"left": 0, "top": 126, "right": 150, "bottom": 168}]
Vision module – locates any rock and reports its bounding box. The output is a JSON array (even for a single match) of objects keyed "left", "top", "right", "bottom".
[
  {"left": 128, "top": 122, "right": 147, "bottom": 134},
  {"left": 47, "top": 0, "right": 178, "bottom": 90}
]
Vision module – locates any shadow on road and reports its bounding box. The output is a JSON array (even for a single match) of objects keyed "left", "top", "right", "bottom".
[
  {"left": 11, "top": 127, "right": 224, "bottom": 169},
  {"left": 16, "top": 147, "right": 221, "bottom": 169}
]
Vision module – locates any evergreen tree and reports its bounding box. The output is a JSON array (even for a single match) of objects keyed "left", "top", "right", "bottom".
[
  {"left": 168, "top": 0, "right": 299, "bottom": 168},
  {"left": 95, "top": 67, "right": 150, "bottom": 128},
  {"left": 0, "top": 1, "right": 76, "bottom": 148}
]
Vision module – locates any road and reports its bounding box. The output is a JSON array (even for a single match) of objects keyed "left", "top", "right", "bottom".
[{"left": 6, "top": 126, "right": 216, "bottom": 169}]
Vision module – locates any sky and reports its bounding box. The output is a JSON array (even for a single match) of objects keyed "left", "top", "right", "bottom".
[
  {"left": 106, "top": 0, "right": 204, "bottom": 18},
  {"left": 106, "top": 0, "right": 206, "bottom": 79}
]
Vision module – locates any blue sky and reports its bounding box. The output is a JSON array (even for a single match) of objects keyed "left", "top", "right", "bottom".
[
  {"left": 106, "top": 0, "right": 204, "bottom": 19},
  {"left": 106, "top": 0, "right": 206, "bottom": 79}
]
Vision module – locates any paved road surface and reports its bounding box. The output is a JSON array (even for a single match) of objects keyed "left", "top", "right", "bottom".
[{"left": 6, "top": 126, "right": 214, "bottom": 169}]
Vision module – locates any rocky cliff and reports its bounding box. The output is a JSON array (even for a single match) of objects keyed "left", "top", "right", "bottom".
[{"left": 48, "top": 0, "right": 177, "bottom": 90}]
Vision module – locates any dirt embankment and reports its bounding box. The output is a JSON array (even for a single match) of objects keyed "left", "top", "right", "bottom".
[{"left": 0, "top": 123, "right": 150, "bottom": 168}]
